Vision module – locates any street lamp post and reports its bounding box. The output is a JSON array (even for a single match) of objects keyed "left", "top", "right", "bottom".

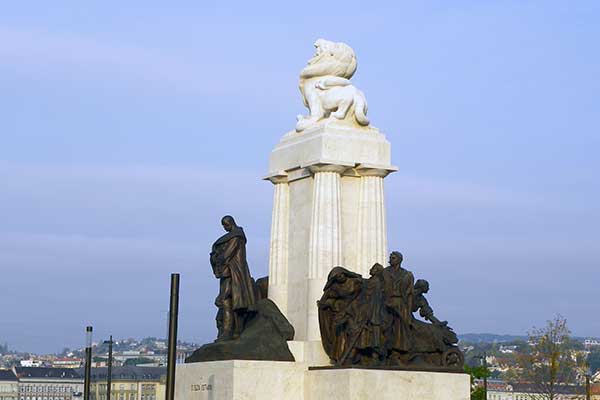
[
  {"left": 483, "top": 351, "right": 488, "bottom": 398},
  {"left": 103, "top": 336, "right": 113, "bottom": 400},
  {"left": 586, "top": 371, "right": 591, "bottom": 400},
  {"left": 477, "top": 351, "right": 488, "bottom": 399},
  {"left": 84, "top": 326, "right": 93, "bottom": 400},
  {"left": 165, "top": 273, "right": 180, "bottom": 400}
]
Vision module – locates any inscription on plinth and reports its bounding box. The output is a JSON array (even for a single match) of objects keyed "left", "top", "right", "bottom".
[{"left": 187, "top": 377, "right": 213, "bottom": 400}]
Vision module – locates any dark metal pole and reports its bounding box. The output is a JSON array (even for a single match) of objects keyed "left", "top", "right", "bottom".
[
  {"left": 106, "top": 336, "right": 113, "bottom": 400},
  {"left": 586, "top": 374, "right": 591, "bottom": 400},
  {"left": 166, "top": 274, "right": 180, "bottom": 400},
  {"left": 483, "top": 351, "right": 488, "bottom": 398},
  {"left": 84, "top": 326, "right": 93, "bottom": 400}
]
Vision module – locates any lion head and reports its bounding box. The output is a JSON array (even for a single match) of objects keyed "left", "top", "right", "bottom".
[{"left": 300, "top": 39, "right": 357, "bottom": 80}]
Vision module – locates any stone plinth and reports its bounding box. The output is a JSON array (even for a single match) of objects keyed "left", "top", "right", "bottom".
[
  {"left": 175, "top": 360, "right": 306, "bottom": 400},
  {"left": 305, "top": 368, "right": 470, "bottom": 400},
  {"left": 265, "top": 122, "right": 397, "bottom": 361},
  {"left": 175, "top": 362, "right": 470, "bottom": 400}
]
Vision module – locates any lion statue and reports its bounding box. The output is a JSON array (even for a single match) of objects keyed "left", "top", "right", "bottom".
[{"left": 296, "top": 39, "right": 370, "bottom": 132}]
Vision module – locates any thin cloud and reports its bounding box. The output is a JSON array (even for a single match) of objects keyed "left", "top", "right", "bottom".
[{"left": 0, "top": 26, "right": 247, "bottom": 95}]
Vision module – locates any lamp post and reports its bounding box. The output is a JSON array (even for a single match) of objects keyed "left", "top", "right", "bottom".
[
  {"left": 476, "top": 351, "right": 488, "bottom": 399},
  {"left": 165, "top": 273, "right": 180, "bottom": 400},
  {"left": 103, "top": 336, "right": 113, "bottom": 400},
  {"left": 586, "top": 369, "right": 591, "bottom": 400},
  {"left": 84, "top": 326, "right": 93, "bottom": 400},
  {"left": 482, "top": 351, "right": 488, "bottom": 398}
]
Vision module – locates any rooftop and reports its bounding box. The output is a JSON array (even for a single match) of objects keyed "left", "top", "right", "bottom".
[
  {"left": 84, "top": 367, "right": 166, "bottom": 382},
  {"left": 0, "top": 369, "right": 17, "bottom": 381},
  {"left": 15, "top": 367, "right": 82, "bottom": 380}
]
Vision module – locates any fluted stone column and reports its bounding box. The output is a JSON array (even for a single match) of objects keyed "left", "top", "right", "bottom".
[
  {"left": 355, "top": 167, "right": 390, "bottom": 277},
  {"left": 267, "top": 174, "right": 289, "bottom": 316},
  {"left": 306, "top": 164, "right": 347, "bottom": 342}
]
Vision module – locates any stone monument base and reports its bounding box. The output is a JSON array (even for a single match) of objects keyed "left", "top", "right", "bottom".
[
  {"left": 306, "top": 366, "right": 470, "bottom": 400},
  {"left": 175, "top": 360, "right": 470, "bottom": 400}
]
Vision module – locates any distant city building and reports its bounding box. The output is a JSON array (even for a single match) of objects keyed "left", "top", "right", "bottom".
[
  {"left": 48, "top": 360, "right": 81, "bottom": 370},
  {"left": 17, "top": 362, "right": 42, "bottom": 369},
  {"left": 0, "top": 370, "right": 18, "bottom": 400},
  {"left": 14, "top": 367, "right": 83, "bottom": 400},
  {"left": 485, "top": 380, "right": 585, "bottom": 400},
  {"left": 584, "top": 338, "right": 600, "bottom": 348},
  {"left": 86, "top": 367, "right": 166, "bottom": 400}
]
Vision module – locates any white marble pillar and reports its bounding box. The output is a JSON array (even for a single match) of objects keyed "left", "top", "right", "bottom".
[
  {"left": 306, "top": 164, "right": 346, "bottom": 342},
  {"left": 267, "top": 174, "right": 289, "bottom": 316},
  {"left": 355, "top": 167, "right": 390, "bottom": 277}
]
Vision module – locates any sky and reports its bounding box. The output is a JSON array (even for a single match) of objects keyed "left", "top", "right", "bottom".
[{"left": 1, "top": 1, "right": 599, "bottom": 354}]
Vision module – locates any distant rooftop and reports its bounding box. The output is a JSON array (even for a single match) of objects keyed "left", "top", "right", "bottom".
[
  {"left": 0, "top": 369, "right": 18, "bottom": 381},
  {"left": 83, "top": 366, "right": 166, "bottom": 382},
  {"left": 15, "top": 367, "right": 82, "bottom": 380}
]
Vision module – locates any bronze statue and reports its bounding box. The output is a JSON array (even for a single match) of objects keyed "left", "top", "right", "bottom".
[
  {"left": 318, "top": 251, "right": 464, "bottom": 369},
  {"left": 186, "top": 216, "right": 296, "bottom": 363},
  {"left": 382, "top": 251, "right": 414, "bottom": 363},
  {"left": 210, "top": 215, "right": 257, "bottom": 341}
]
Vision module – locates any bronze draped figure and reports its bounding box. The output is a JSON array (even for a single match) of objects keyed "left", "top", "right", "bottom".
[
  {"left": 210, "top": 215, "right": 257, "bottom": 341},
  {"left": 186, "top": 215, "right": 296, "bottom": 363},
  {"left": 318, "top": 251, "right": 464, "bottom": 369}
]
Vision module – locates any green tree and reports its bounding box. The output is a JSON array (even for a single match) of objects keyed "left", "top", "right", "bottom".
[
  {"left": 124, "top": 357, "right": 155, "bottom": 366},
  {"left": 588, "top": 349, "right": 600, "bottom": 374},
  {"left": 465, "top": 365, "right": 491, "bottom": 400}
]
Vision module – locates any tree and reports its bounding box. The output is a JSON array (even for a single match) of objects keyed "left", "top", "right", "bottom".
[
  {"left": 588, "top": 349, "right": 600, "bottom": 375},
  {"left": 124, "top": 357, "right": 155, "bottom": 366},
  {"left": 465, "top": 364, "right": 491, "bottom": 400},
  {"left": 512, "top": 315, "right": 585, "bottom": 400}
]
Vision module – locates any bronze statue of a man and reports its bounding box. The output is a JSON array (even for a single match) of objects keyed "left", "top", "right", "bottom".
[
  {"left": 210, "top": 216, "right": 257, "bottom": 341},
  {"left": 382, "top": 251, "right": 414, "bottom": 363}
]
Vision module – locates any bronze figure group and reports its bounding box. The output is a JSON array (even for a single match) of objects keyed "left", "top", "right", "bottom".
[{"left": 318, "top": 251, "right": 464, "bottom": 368}]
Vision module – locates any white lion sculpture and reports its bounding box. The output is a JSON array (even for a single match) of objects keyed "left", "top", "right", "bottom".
[{"left": 296, "top": 39, "right": 370, "bottom": 132}]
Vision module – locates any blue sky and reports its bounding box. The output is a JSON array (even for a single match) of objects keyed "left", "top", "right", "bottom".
[{"left": 1, "top": 1, "right": 599, "bottom": 353}]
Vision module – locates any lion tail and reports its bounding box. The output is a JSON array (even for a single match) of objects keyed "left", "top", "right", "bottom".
[{"left": 353, "top": 91, "right": 369, "bottom": 126}]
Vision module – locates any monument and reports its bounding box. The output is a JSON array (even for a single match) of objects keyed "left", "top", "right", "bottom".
[{"left": 175, "top": 39, "right": 470, "bottom": 400}]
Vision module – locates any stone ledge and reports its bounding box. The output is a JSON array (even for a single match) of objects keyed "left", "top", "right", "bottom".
[{"left": 269, "top": 124, "right": 395, "bottom": 175}]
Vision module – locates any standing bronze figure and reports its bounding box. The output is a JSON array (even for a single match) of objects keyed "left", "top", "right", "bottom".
[
  {"left": 186, "top": 215, "right": 296, "bottom": 363},
  {"left": 382, "top": 251, "right": 415, "bottom": 363},
  {"left": 210, "top": 215, "right": 257, "bottom": 341}
]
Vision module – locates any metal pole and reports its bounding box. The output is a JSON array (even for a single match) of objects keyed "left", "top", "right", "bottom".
[
  {"left": 106, "top": 336, "right": 113, "bottom": 400},
  {"left": 482, "top": 351, "right": 488, "bottom": 399},
  {"left": 586, "top": 374, "right": 591, "bottom": 400},
  {"left": 84, "top": 326, "right": 93, "bottom": 400},
  {"left": 166, "top": 273, "right": 180, "bottom": 400}
]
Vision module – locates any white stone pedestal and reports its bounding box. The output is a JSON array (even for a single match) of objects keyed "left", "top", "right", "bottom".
[
  {"left": 264, "top": 122, "right": 398, "bottom": 363},
  {"left": 174, "top": 360, "right": 307, "bottom": 400},
  {"left": 306, "top": 368, "right": 471, "bottom": 400},
  {"left": 175, "top": 361, "right": 470, "bottom": 400}
]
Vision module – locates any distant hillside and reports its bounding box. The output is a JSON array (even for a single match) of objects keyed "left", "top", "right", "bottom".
[{"left": 459, "top": 333, "right": 526, "bottom": 343}]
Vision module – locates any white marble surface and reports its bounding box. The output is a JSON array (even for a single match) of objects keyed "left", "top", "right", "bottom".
[
  {"left": 175, "top": 362, "right": 470, "bottom": 400},
  {"left": 306, "top": 165, "right": 344, "bottom": 341},
  {"left": 305, "top": 368, "right": 470, "bottom": 400},
  {"left": 268, "top": 122, "right": 394, "bottom": 175},
  {"left": 175, "top": 360, "right": 306, "bottom": 400},
  {"left": 265, "top": 124, "right": 397, "bottom": 362},
  {"left": 267, "top": 178, "right": 289, "bottom": 316},
  {"left": 286, "top": 340, "right": 331, "bottom": 365}
]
